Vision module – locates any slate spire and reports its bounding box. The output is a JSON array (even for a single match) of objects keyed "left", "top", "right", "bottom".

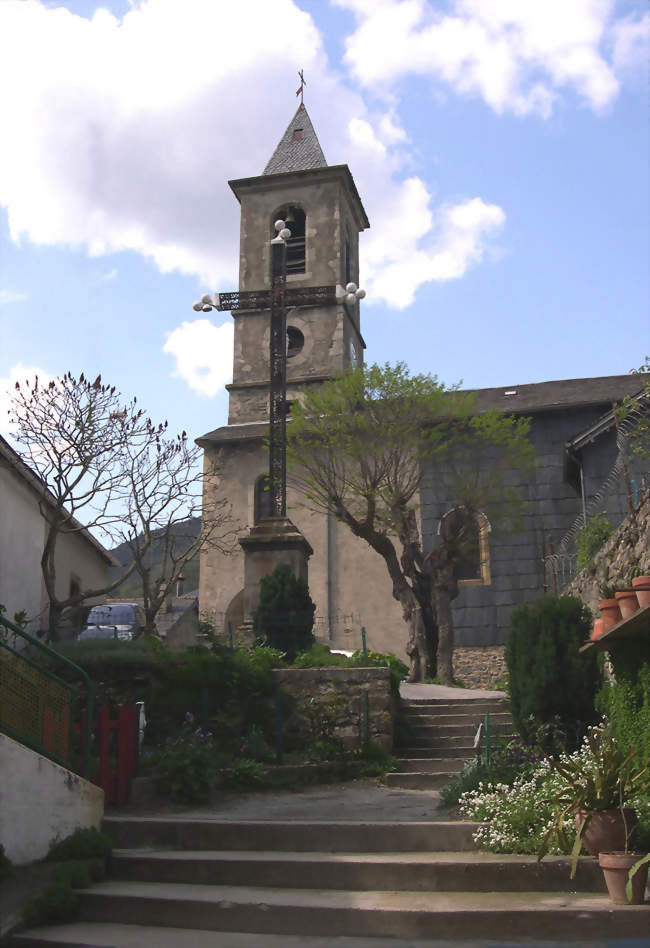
[{"left": 263, "top": 103, "right": 327, "bottom": 175}]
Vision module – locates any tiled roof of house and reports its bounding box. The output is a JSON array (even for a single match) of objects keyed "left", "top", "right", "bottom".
[{"left": 263, "top": 104, "right": 327, "bottom": 175}]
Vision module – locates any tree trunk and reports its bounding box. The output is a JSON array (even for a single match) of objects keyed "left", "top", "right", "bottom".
[
  {"left": 424, "top": 547, "right": 458, "bottom": 686},
  {"left": 433, "top": 584, "right": 454, "bottom": 685}
]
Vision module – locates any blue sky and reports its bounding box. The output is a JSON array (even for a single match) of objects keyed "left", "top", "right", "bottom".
[{"left": 0, "top": 0, "right": 648, "bottom": 446}]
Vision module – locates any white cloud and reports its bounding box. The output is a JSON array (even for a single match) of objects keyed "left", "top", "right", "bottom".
[
  {"left": 99, "top": 268, "right": 118, "bottom": 283},
  {"left": 0, "top": 0, "right": 508, "bottom": 327},
  {"left": 0, "top": 289, "right": 27, "bottom": 306},
  {"left": 163, "top": 319, "right": 234, "bottom": 397},
  {"left": 335, "top": 0, "right": 644, "bottom": 116},
  {"left": 0, "top": 363, "right": 54, "bottom": 437},
  {"left": 367, "top": 197, "right": 506, "bottom": 308}
]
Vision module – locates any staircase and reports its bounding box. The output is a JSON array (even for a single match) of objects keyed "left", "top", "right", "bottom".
[
  {"left": 386, "top": 694, "right": 513, "bottom": 790},
  {"left": 10, "top": 813, "right": 650, "bottom": 946}
]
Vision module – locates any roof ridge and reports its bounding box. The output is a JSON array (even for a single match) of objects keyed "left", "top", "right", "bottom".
[{"left": 263, "top": 103, "right": 327, "bottom": 175}]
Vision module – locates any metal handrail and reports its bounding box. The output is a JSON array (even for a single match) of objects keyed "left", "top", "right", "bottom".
[
  {"left": 0, "top": 614, "right": 94, "bottom": 777},
  {"left": 473, "top": 712, "right": 492, "bottom": 765}
]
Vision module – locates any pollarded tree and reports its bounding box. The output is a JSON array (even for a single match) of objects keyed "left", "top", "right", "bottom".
[
  {"left": 10, "top": 372, "right": 236, "bottom": 639},
  {"left": 286, "top": 363, "right": 534, "bottom": 683}
]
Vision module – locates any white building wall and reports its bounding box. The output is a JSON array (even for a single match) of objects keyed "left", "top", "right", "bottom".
[
  {"left": 0, "top": 461, "right": 47, "bottom": 632},
  {"left": 0, "top": 456, "right": 110, "bottom": 635},
  {"left": 0, "top": 733, "right": 104, "bottom": 865}
]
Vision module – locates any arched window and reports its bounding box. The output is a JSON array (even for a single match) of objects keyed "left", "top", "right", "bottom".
[
  {"left": 254, "top": 473, "right": 274, "bottom": 523},
  {"left": 272, "top": 205, "right": 306, "bottom": 274},
  {"left": 440, "top": 507, "right": 491, "bottom": 585}
]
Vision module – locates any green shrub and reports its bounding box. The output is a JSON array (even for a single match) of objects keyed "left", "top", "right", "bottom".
[
  {"left": 23, "top": 881, "right": 79, "bottom": 927},
  {"left": 50, "top": 858, "right": 106, "bottom": 888},
  {"left": 506, "top": 595, "right": 599, "bottom": 753},
  {"left": 253, "top": 563, "right": 315, "bottom": 661},
  {"left": 596, "top": 661, "right": 650, "bottom": 755},
  {"left": 0, "top": 844, "right": 14, "bottom": 881},
  {"left": 155, "top": 712, "right": 217, "bottom": 804},
  {"left": 47, "top": 827, "right": 112, "bottom": 863},
  {"left": 147, "top": 644, "right": 276, "bottom": 752},
  {"left": 225, "top": 758, "right": 269, "bottom": 789},
  {"left": 575, "top": 512, "right": 612, "bottom": 572},
  {"left": 355, "top": 741, "right": 397, "bottom": 777}
]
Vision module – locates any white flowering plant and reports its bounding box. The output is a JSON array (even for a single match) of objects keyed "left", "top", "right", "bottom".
[
  {"left": 459, "top": 759, "right": 573, "bottom": 855},
  {"left": 459, "top": 727, "right": 650, "bottom": 862}
]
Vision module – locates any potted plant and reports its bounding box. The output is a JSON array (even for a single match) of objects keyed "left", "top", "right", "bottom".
[
  {"left": 632, "top": 573, "right": 650, "bottom": 609},
  {"left": 538, "top": 727, "right": 649, "bottom": 902},
  {"left": 598, "top": 583, "right": 621, "bottom": 631}
]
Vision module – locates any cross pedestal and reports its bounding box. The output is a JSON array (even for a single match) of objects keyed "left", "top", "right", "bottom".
[{"left": 239, "top": 517, "right": 313, "bottom": 621}]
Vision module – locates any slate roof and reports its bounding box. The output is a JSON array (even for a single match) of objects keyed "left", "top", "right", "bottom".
[
  {"left": 263, "top": 104, "right": 327, "bottom": 175},
  {"left": 197, "top": 375, "right": 645, "bottom": 447},
  {"left": 465, "top": 375, "right": 642, "bottom": 416}
]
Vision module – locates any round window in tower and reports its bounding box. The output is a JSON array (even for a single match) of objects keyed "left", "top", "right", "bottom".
[{"left": 287, "top": 326, "right": 305, "bottom": 358}]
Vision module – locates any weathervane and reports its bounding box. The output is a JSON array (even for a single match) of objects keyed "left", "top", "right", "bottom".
[{"left": 296, "top": 69, "right": 306, "bottom": 105}]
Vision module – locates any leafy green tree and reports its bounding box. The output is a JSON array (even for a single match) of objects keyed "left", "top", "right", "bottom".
[
  {"left": 253, "top": 563, "right": 315, "bottom": 661},
  {"left": 506, "top": 595, "right": 600, "bottom": 752},
  {"left": 286, "top": 363, "right": 534, "bottom": 683}
]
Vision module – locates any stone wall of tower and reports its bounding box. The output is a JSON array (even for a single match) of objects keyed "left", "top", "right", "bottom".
[{"left": 199, "top": 436, "right": 406, "bottom": 657}]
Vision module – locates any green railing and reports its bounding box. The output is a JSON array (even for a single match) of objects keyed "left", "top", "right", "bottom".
[{"left": 0, "top": 614, "right": 94, "bottom": 777}]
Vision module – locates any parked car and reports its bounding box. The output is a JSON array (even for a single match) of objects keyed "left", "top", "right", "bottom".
[{"left": 79, "top": 603, "right": 146, "bottom": 642}]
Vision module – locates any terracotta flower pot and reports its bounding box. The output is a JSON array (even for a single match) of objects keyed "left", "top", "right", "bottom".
[
  {"left": 598, "top": 851, "right": 649, "bottom": 904},
  {"left": 598, "top": 599, "right": 622, "bottom": 631},
  {"left": 576, "top": 809, "right": 637, "bottom": 856},
  {"left": 615, "top": 589, "right": 639, "bottom": 620},
  {"left": 591, "top": 618, "right": 605, "bottom": 641},
  {"left": 632, "top": 576, "right": 650, "bottom": 609}
]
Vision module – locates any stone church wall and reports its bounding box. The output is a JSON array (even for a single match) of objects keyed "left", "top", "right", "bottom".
[{"left": 421, "top": 404, "right": 632, "bottom": 648}]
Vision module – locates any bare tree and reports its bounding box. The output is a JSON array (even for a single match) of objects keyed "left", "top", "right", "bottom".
[
  {"left": 286, "top": 363, "right": 534, "bottom": 683},
  {"left": 10, "top": 373, "right": 235, "bottom": 639},
  {"left": 116, "top": 421, "right": 237, "bottom": 635}
]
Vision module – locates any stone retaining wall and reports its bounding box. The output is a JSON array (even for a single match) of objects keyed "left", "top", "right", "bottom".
[
  {"left": 272, "top": 667, "right": 394, "bottom": 752},
  {"left": 452, "top": 646, "right": 507, "bottom": 691}
]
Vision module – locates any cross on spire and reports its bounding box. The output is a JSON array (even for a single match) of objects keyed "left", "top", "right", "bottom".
[{"left": 296, "top": 69, "right": 306, "bottom": 105}]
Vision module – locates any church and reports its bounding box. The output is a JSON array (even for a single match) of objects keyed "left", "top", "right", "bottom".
[{"left": 197, "top": 103, "right": 644, "bottom": 679}]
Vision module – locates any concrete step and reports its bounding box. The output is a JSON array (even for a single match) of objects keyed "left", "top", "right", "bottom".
[
  {"left": 65, "top": 881, "right": 650, "bottom": 941},
  {"left": 393, "top": 757, "right": 470, "bottom": 773},
  {"left": 396, "top": 746, "right": 476, "bottom": 759},
  {"left": 402, "top": 711, "right": 513, "bottom": 726},
  {"left": 384, "top": 772, "right": 463, "bottom": 790},
  {"left": 407, "top": 723, "right": 513, "bottom": 738},
  {"left": 406, "top": 735, "right": 493, "bottom": 749},
  {"left": 103, "top": 818, "right": 480, "bottom": 853},
  {"left": 403, "top": 699, "right": 508, "bottom": 711},
  {"left": 10, "top": 919, "right": 645, "bottom": 948},
  {"left": 110, "top": 849, "right": 606, "bottom": 894}
]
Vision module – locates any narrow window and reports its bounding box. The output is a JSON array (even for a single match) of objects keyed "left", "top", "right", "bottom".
[
  {"left": 254, "top": 473, "right": 273, "bottom": 523},
  {"left": 272, "top": 206, "right": 306, "bottom": 274},
  {"left": 286, "top": 326, "right": 304, "bottom": 357},
  {"left": 440, "top": 507, "right": 491, "bottom": 585}
]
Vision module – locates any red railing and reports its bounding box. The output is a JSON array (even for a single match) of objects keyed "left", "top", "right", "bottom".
[{"left": 77, "top": 705, "right": 138, "bottom": 804}]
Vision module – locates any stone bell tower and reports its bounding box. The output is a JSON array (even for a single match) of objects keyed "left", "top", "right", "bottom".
[
  {"left": 198, "top": 103, "right": 370, "bottom": 636},
  {"left": 225, "top": 103, "right": 370, "bottom": 425}
]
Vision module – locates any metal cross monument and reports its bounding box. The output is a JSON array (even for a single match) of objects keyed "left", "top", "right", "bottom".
[{"left": 195, "top": 224, "right": 364, "bottom": 520}]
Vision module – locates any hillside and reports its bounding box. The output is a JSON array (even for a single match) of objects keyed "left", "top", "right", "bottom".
[{"left": 109, "top": 517, "right": 201, "bottom": 597}]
